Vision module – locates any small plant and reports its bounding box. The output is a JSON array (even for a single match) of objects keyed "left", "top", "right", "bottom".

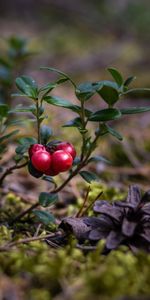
[{"left": 0, "top": 67, "right": 150, "bottom": 225}]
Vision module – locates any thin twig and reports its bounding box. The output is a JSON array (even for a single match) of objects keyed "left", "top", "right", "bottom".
[
  {"left": 76, "top": 185, "right": 91, "bottom": 217},
  {"left": 0, "top": 161, "right": 28, "bottom": 186},
  {"left": 0, "top": 231, "right": 62, "bottom": 252},
  {"left": 81, "top": 191, "right": 103, "bottom": 216}
]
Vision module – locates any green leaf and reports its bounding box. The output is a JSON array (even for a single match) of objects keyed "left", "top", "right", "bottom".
[
  {"left": 15, "top": 144, "right": 28, "bottom": 155},
  {"left": 43, "top": 95, "right": 79, "bottom": 113},
  {"left": 9, "top": 105, "right": 36, "bottom": 114},
  {"left": 19, "top": 137, "right": 37, "bottom": 145},
  {"left": 33, "top": 210, "right": 55, "bottom": 225},
  {"left": 40, "top": 125, "right": 52, "bottom": 144},
  {"left": 39, "top": 83, "right": 56, "bottom": 93},
  {"left": 89, "top": 108, "right": 122, "bottom": 122},
  {"left": 15, "top": 137, "right": 36, "bottom": 155},
  {"left": 124, "top": 76, "right": 136, "bottom": 87},
  {"left": 97, "top": 82, "right": 119, "bottom": 105},
  {"left": 11, "top": 93, "right": 27, "bottom": 97},
  {"left": 39, "top": 192, "right": 58, "bottom": 207},
  {"left": 75, "top": 82, "right": 96, "bottom": 101},
  {"left": 0, "top": 129, "right": 19, "bottom": 143},
  {"left": 62, "top": 117, "right": 82, "bottom": 128},
  {"left": 0, "top": 104, "right": 9, "bottom": 117},
  {"left": 56, "top": 77, "right": 68, "bottom": 84},
  {"left": 40, "top": 67, "right": 76, "bottom": 88},
  {"left": 15, "top": 75, "right": 38, "bottom": 99},
  {"left": 42, "top": 175, "right": 56, "bottom": 185},
  {"left": 123, "top": 88, "right": 150, "bottom": 95},
  {"left": 88, "top": 155, "right": 111, "bottom": 164},
  {"left": 79, "top": 170, "right": 99, "bottom": 183},
  {"left": 105, "top": 125, "right": 123, "bottom": 141},
  {"left": 107, "top": 68, "right": 123, "bottom": 87},
  {"left": 120, "top": 107, "right": 150, "bottom": 115}
]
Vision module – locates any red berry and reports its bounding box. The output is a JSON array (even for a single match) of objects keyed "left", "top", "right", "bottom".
[
  {"left": 31, "top": 150, "right": 51, "bottom": 172},
  {"left": 29, "top": 144, "right": 46, "bottom": 158},
  {"left": 51, "top": 150, "right": 73, "bottom": 173},
  {"left": 44, "top": 167, "right": 59, "bottom": 176},
  {"left": 55, "top": 142, "right": 76, "bottom": 159}
]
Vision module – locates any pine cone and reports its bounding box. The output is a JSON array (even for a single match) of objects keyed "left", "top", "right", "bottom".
[{"left": 84, "top": 185, "right": 150, "bottom": 252}]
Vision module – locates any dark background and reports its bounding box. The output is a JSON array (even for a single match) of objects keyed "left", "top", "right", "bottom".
[{"left": 0, "top": 0, "right": 149, "bottom": 84}]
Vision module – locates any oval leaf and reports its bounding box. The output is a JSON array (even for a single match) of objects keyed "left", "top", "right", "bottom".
[
  {"left": 120, "top": 107, "right": 150, "bottom": 115},
  {"left": 40, "top": 125, "right": 52, "bottom": 144},
  {"left": 79, "top": 170, "right": 99, "bottom": 183},
  {"left": 89, "top": 108, "right": 122, "bottom": 122},
  {"left": 105, "top": 125, "right": 123, "bottom": 141},
  {"left": 107, "top": 68, "right": 123, "bottom": 87},
  {"left": 39, "top": 192, "right": 58, "bottom": 207},
  {"left": 15, "top": 75, "right": 38, "bottom": 99},
  {"left": 76, "top": 82, "right": 96, "bottom": 101},
  {"left": 33, "top": 210, "right": 55, "bottom": 225},
  {"left": 88, "top": 155, "right": 111, "bottom": 164}
]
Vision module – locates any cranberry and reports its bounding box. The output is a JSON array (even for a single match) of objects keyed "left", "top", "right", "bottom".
[
  {"left": 29, "top": 144, "right": 46, "bottom": 158},
  {"left": 51, "top": 150, "right": 73, "bottom": 173},
  {"left": 31, "top": 150, "right": 51, "bottom": 172},
  {"left": 44, "top": 167, "right": 59, "bottom": 177},
  {"left": 55, "top": 142, "right": 76, "bottom": 159}
]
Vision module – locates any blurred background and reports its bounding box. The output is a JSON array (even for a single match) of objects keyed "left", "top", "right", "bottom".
[
  {"left": 0, "top": 0, "right": 150, "bottom": 83},
  {"left": 0, "top": 0, "right": 150, "bottom": 189}
]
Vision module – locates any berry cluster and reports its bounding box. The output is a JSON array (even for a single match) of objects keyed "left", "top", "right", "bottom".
[{"left": 28, "top": 141, "right": 76, "bottom": 178}]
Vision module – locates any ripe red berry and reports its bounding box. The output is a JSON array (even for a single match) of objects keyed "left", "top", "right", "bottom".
[
  {"left": 44, "top": 167, "right": 59, "bottom": 177},
  {"left": 29, "top": 144, "right": 46, "bottom": 158},
  {"left": 31, "top": 150, "right": 51, "bottom": 172},
  {"left": 55, "top": 142, "right": 76, "bottom": 159},
  {"left": 51, "top": 150, "right": 73, "bottom": 173}
]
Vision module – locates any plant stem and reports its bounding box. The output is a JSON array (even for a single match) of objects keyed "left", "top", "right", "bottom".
[
  {"left": 36, "top": 101, "right": 41, "bottom": 143},
  {"left": 10, "top": 158, "right": 88, "bottom": 223},
  {"left": 10, "top": 125, "right": 101, "bottom": 223},
  {"left": 0, "top": 231, "right": 62, "bottom": 252},
  {"left": 80, "top": 101, "right": 88, "bottom": 161},
  {"left": 0, "top": 161, "right": 28, "bottom": 187}
]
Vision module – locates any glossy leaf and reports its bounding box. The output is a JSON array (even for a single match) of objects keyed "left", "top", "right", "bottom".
[
  {"left": 62, "top": 117, "right": 82, "bottom": 128},
  {"left": 79, "top": 170, "right": 99, "bottom": 183},
  {"left": 15, "top": 75, "right": 38, "bottom": 99},
  {"left": 43, "top": 95, "right": 81, "bottom": 113},
  {"left": 33, "top": 210, "right": 55, "bottom": 225},
  {"left": 42, "top": 175, "right": 56, "bottom": 185},
  {"left": 40, "top": 125, "right": 52, "bottom": 144},
  {"left": 89, "top": 108, "right": 122, "bottom": 122},
  {"left": 120, "top": 107, "right": 150, "bottom": 115},
  {"left": 105, "top": 125, "right": 123, "bottom": 141},
  {"left": 124, "top": 76, "right": 136, "bottom": 87},
  {"left": 15, "top": 144, "right": 28, "bottom": 155},
  {"left": 76, "top": 82, "right": 96, "bottom": 101},
  {"left": 9, "top": 105, "right": 36, "bottom": 114},
  {"left": 107, "top": 68, "right": 123, "bottom": 87},
  {"left": 39, "top": 192, "right": 58, "bottom": 207},
  {"left": 88, "top": 155, "right": 111, "bottom": 164},
  {"left": 19, "top": 137, "right": 37, "bottom": 145},
  {"left": 97, "top": 82, "right": 119, "bottom": 105},
  {"left": 123, "top": 88, "right": 150, "bottom": 95},
  {"left": 28, "top": 161, "right": 43, "bottom": 178},
  {"left": 40, "top": 67, "right": 76, "bottom": 88},
  {"left": 39, "top": 83, "right": 56, "bottom": 92}
]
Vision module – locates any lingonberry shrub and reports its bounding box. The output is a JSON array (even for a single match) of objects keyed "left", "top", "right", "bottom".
[{"left": 0, "top": 67, "right": 150, "bottom": 224}]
